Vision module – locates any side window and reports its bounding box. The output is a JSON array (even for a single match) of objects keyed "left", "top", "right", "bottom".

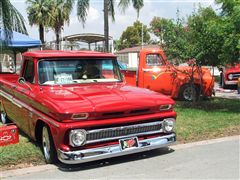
[
  {"left": 23, "top": 60, "right": 35, "bottom": 84},
  {"left": 146, "top": 54, "right": 165, "bottom": 66}
]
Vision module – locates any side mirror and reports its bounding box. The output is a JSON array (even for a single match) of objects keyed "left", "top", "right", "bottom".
[
  {"left": 18, "top": 77, "right": 32, "bottom": 91},
  {"left": 18, "top": 77, "right": 26, "bottom": 84}
]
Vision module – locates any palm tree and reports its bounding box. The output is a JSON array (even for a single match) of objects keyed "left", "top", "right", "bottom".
[
  {"left": 26, "top": 0, "right": 52, "bottom": 45},
  {"left": 49, "top": 0, "right": 74, "bottom": 50},
  {"left": 77, "top": 0, "right": 144, "bottom": 52},
  {"left": 0, "top": 0, "right": 27, "bottom": 42}
]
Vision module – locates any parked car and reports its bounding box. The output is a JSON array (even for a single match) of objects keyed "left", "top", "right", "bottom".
[{"left": 0, "top": 50, "right": 176, "bottom": 164}]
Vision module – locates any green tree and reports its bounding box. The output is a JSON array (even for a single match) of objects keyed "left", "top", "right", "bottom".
[
  {"left": 76, "top": 0, "right": 144, "bottom": 52},
  {"left": 150, "top": 4, "right": 239, "bottom": 66},
  {"left": 0, "top": 0, "right": 27, "bottom": 42},
  {"left": 119, "top": 20, "right": 150, "bottom": 49},
  {"left": 215, "top": 0, "right": 240, "bottom": 64},
  {"left": 187, "top": 6, "right": 223, "bottom": 66},
  {"left": 26, "top": 0, "right": 53, "bottom": 44},
  {"left": 49, "top": 0, "right": 74, "bottom": 50},
  {"left": 150, "top": 16, "right": 190, "bottom": 62}
]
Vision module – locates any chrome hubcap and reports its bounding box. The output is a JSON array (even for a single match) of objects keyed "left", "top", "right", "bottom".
[
  {"left": 0, "top": 111, "right": 7, "bottom": 124},
  {"left": 183, "top": 86, "right": 195, "bottom": 101},
  {"left": 42, "top": 127, "right": 51, "bottom": 161}
]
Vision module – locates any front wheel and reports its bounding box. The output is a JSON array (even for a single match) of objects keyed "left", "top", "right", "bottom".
[
  {"left": 179, "top": 84, "right": 199, "bottom": 101},
  {"left": 42, "top": 125, "right": 57, "bottom": 164}
]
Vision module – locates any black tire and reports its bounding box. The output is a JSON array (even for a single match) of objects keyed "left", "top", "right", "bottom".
[
  {"left": 42, "top": 125, "right": 58, "bottom": 164},
  {"left": 179, "top": 84, "right": 199, "bottom": 101},
  {"left": 0, "top": 105, "right": 10, "bottom": 124}
]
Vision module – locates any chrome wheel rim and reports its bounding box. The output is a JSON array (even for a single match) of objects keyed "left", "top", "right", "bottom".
[
  {"left": 42, "top": 127, "right": 51, "bottom": 161},
  {"left": 0, "top": 111, "right": 7, "bottom": 124},
  {"left": 183, "top": 86, "right": 195, "bottom": 101}
]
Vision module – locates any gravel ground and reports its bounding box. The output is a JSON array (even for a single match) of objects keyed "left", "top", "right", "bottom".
[{"left": 214, "top": 83, "right": 240, "bottom": 100}]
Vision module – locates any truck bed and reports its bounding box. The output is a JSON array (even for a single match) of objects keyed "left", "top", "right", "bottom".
[{"left": 0, "top": 74, "right": 19, "bottom": 83}]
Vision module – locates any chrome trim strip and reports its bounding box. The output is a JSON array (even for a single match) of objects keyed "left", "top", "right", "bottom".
[
  {"left": 11, "top": 98, "right": 23, "bottom": 108},
  {"left": 232, "top": 73, "right": 240, "bottom": 77},
  {"left": 58, "top": 133, "right": 176, "bottom": 164},
  {"left": 24, "top": 103, "right": 60, "bottom": 128},
  {"left": 0, "top": 90, "right": 13, "bottom": 100},
  {"left": 85, "top": 121, "right": 164, "bottom": 144},
  {"left": 225, "top": 80, "right": 237, "bottom": 85},
  {"left": 0, "top": 89, "right": 59, "bottom": 128}
]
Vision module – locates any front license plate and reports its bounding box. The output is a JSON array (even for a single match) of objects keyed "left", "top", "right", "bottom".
[{"left": 119, "top": 137, "right": 139, "bottom": 151}]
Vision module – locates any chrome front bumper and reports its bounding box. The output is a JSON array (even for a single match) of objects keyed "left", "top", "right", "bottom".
[
  {"left": 57, "top": 133, "right": 176, "bottom": 164},
  {"left": 225, "top": 80, "right": 237, "bottom": 85}
]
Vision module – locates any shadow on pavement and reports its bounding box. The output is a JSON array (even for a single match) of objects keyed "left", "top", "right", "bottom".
[{"left": 56, "top": 147, "right": 174, "bottom": 172}]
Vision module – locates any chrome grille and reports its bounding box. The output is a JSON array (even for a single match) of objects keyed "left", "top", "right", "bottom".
[
  {"left": 232, "top": 73, "right": 240, "bottom": 80},
  {"left": 85, "top": 121, "right": 163, "bottom": 144}
]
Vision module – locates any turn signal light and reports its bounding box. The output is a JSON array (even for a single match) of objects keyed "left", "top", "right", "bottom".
[
  {"left": 71, "top": 113, "right": 89, "bottom": 120},
  {"left": 159, "top": 104, "right": 173, "bottom": 111}
]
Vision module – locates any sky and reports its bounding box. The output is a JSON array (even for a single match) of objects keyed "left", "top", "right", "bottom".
[{"left": 10, "top": 0, "right": 218, "bottom": 42}]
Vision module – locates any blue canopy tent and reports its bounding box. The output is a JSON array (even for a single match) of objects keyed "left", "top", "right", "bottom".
[
  {"left": 0, "top": 29, "right": 41, "bottom": 73},
  {"left": 0, "top": 29, "right": 41, "bottom": 48}
]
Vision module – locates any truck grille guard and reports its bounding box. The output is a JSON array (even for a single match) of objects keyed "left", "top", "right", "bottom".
[{"left": 85, "top": 121, "right": 163, "bottom": 144}]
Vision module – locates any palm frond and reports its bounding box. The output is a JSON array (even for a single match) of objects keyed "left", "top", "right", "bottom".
[
  {"left": 132, "top": 0, "right": 144, "bottom": 17},
  {"left": 1, "top": 0, "right": 27, "bottom": 42},
  {"left": 77, "top": 0, "right": 90, "bottom": 27},
  {"left": 118, "top": 0, "right": 130, "bottom": 14},
  {"left": 108, "top": 0, "right": 115, "bottom": 22}
]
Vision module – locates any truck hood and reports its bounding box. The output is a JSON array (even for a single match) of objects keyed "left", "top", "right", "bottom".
[
  {"left": 39, "top": 84, "right": 174, "bottom": 119},
  {"left": 225, "top": 65, "right": 240, "bottom": 74}
]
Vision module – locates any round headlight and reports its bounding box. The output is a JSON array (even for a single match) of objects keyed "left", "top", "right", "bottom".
[
  {"left": 162, "top": 118, "right": 175, "bottom": 133},
  {"left": 228, "top": 74, "right": 233, "bottom": 80},
  {"left": 69, "top": 129, "right": 86, "bottom": 147}
]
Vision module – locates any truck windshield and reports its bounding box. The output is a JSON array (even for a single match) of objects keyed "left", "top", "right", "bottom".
[{"left": 38, "top": 58, "right": 123, "bottom": 85}]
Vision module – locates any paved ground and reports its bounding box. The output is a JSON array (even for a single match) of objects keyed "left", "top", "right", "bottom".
[
  {"left": 2, "top": 136, "right": 239, "bottom": 180},
  {"left": 214, "top": 83, "right": 240, "bottom": 100}
]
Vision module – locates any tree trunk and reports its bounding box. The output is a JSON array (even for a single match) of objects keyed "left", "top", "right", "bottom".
[
  {"left": 104, "top": 0, "right": 109, "bottom": 52},
  {"left": 39, "top": 24, "right": 44, "bottom": 45},
  {"left": 56, "top": 29, "right": 60, "bottom": 50}
]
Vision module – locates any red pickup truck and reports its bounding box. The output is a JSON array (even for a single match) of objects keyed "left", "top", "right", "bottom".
[
  {"left": 121, "top": 48, "right": 214, "bottom": 101},
  {"left": 220, "top": 63, "right": 240, "bottom": 88},
  {"left": 0, "top": 50, "right": 176, "bottom": 164}
]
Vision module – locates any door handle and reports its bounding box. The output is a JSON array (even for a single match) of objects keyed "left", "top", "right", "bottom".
[{"left": 142, "top": 68, "right": 150, "bottom": 72}]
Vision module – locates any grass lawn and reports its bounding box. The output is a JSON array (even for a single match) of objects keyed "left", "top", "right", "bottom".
[
  {"left": 175, "top": 98, "right": 240, "bottom": 143},
  {"left": 0, "top": 97, "right": 239, "bottom": 169}
]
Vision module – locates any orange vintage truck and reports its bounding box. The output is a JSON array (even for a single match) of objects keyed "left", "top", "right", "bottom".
[{"left": 121, "top": 48, "right": 214, "bottom": 101}]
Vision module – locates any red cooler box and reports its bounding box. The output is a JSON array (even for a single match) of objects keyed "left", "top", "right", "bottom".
[{"left": 0, "top": 124, "right": 19, "bottom": 146}]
